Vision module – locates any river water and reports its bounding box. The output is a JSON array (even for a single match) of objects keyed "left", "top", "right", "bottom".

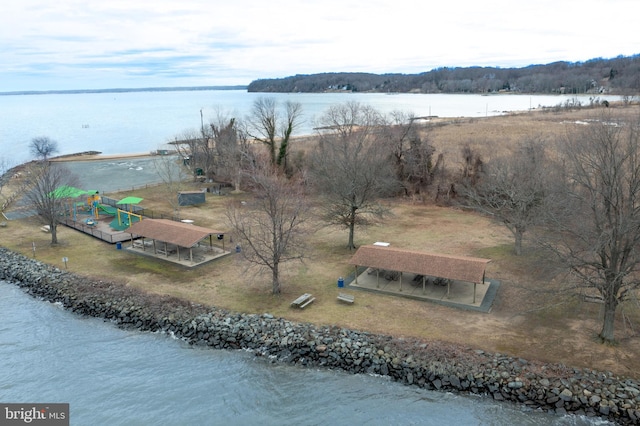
[
  {"left": 0, "top": 281, "right": 609, "bottom": 425},
  {"left": 0, "top": 89, "right": 620, "bottom": 165}
]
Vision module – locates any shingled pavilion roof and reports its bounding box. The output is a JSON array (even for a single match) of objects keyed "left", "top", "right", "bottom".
[
  {"left": 127, "top": 219, "right": 224, "bottom": 248},
  {"left": 349, "top": 245, "right": 490, "bottom": 283}
]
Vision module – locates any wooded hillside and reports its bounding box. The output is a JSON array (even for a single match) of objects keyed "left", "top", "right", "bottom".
[{"left": 248, "top": 54, "right": 640, "bottom": 95}]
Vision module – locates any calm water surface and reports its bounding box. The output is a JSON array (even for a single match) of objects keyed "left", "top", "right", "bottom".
[
  {"left": 0, "top": 281, "right": 610, "bottom": 425},
  {"left": 0, "top": 90, "right": 620, "bottom": 165}
]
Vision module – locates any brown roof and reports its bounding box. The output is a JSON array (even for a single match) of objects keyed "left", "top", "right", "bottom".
[
  {"left": 127, "top": 219, "right": 225, "bottom": 248},
  {"left": 349, "top": 245, "right": 490, "bottom": 283}
]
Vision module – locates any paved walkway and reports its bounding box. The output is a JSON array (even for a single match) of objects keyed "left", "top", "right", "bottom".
[{"left": 344, "top": 267, "right": 499, "bottom": 313}]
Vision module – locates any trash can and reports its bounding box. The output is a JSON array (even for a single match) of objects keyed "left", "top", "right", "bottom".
[
  {"left": 116, "top": 242, "right": 122, "bottom": 250},
  {"left": 235, "top": 245, "right": 241, "bottom": 253},
  {"left": 337, "top": 277, "right": 344, "bottom": 288}
]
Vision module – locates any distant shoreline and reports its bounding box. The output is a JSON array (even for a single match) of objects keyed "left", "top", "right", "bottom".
[
  {"left": 0, "top": 85, "right": 247, "bottom": 97},
  {"left": 50, "top": 151, "right": 158, "bottom": 162}
]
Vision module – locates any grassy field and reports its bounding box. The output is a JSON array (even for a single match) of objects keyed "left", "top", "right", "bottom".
[{"left": 3, "top": 103, "right": 640, "bottom": 378}]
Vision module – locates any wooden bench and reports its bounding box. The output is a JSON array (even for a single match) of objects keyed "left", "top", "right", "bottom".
[
  {"left": 337, "top": 292, "right": 355, "bottom": 304},
  {"left": 291, "top": 293, "right": 315, "bottom": 309}
]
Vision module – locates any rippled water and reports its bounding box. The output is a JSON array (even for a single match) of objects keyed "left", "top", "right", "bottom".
[{"left": 0, "top": 281, "right": 610, "bottom": 425}]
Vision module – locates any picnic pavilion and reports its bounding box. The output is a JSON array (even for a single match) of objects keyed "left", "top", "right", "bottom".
[
  {"left": 348, "top": 244, "right": 492, "bottom": 308},
  {"left": 126, "top": 218, "right": 228, "bottom": 266}
]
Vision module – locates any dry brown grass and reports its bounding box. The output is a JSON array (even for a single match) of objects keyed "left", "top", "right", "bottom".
[{"left": 2, "top": 104, "right": 640, "bottom": 379}]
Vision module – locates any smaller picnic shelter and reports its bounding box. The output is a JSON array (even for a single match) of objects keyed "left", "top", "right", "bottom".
[
  {"left": 127, "top": 219, "right": 227, "bottom": 264},
  {"left": 349, "top": 245, "right": 491, "bottom": 303}
]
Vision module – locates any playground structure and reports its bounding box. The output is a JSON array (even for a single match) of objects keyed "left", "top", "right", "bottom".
[{"left": 55, "top": 186, "right": 144, "bottom": 232}]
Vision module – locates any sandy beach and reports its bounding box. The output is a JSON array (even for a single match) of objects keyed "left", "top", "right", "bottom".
[{"left": 50, "top": 151, "right": 160, "bottom": 162}]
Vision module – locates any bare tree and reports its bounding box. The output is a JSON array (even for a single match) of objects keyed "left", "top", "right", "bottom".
[
  {"left": 309, "top": 102, "right": 399, "bottom": 249},
  {"left": 210, "top": 112, "right": 252, "bottom": 192},
  {"left": 171, "top": 120, "right": 217, "bottom": 182},
  {"left": 25, "top": 162, "right": 80, "bottom": 245},
  {"left": 246, "top": 97, "right": 303, "bottom": 171},
  {"left": 30, "top": 136, "right": 59, "bottom": 161},
  {"left": 540, "top": 113, "right": 640, "bottom": 343},
  {"left": 461, "top": 137, "right": 552, "bottom": 255},
  {"left": 0, "top": 157, "right": 13, "bottom": 209},
  {"left": 170, "top": 129, "right": 203, "bottom": 180},
  {"left": 460, "top": 144, "right": 483, "bottom": 186},
  {"left": 383, "top": 111, "right": 436, "bottom": 196},
  {"left": 225, "top": 158, "right": 309, "bottom": 294},
  {"left": 153, "top": 154, "right": 189, "bottom": 220}
]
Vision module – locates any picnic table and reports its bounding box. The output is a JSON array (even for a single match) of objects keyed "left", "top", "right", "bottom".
[
  {"left": 337, "top": 292, "right": 355, "bottom": 304},
  {"left": 291, "top": 293, "right": 315, "bottom": 309}
]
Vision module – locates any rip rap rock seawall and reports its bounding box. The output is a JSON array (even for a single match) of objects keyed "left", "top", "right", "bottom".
[{"left": 1, "top": 247, "right": 639, "bottom": 424}]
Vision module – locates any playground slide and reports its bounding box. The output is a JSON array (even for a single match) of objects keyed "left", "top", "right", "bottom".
[{"left": 98, "top": 205, "right": 118, "bottom": 215}]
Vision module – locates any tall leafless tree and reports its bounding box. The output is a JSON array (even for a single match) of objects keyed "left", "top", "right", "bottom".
[
  {"left": 171, "top": 129, "right": 208, "bottom": 181},
  {"left": 25, "top": 162, "right": 79, "bottom": 245},
  {"left": 225, "top": 158, "right": 309, "bottom": 294},
  {"left": 30, "top": 136, "right": 59, "bottom": 161},
  {"left": 383, "top": 111, "right": 436, "bottom": 196},
  {"left": 461, "top": 137, "right": 553, "bottom": 255},
  {"left": 540, "top": 112, "right": 640, "bottom": 343},
  {"left": 0, "top": 157, "right": 12, "bottom": 208},
  {"left": 210, "top": 112, "right": 252, "bottom": 192},
  {"left": 309, "top": 102, "right": 399, "bottom": 249},
  {"left": 246, "top": 97, "right": 303, "bottom": 171},
  {"left": 153, "top": 154, "right": 189, "bottom": 220}
]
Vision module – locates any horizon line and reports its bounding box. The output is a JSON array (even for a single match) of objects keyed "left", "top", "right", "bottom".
[{"left": 0, "top": 85, "right": 249, "bottom": 96}]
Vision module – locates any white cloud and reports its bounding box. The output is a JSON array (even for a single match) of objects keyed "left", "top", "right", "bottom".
[{"left": 1, "top": 0, "right": 638, "bottom": 91}]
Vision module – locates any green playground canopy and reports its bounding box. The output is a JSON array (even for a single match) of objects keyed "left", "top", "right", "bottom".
[
  {"left": 50, "top": 186, "right": 88, "bottom": 199},
  {"left": 116, "top": 196, "right": 143, "bottom": 205}
]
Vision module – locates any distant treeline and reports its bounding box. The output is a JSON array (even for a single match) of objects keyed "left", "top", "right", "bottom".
[
  {"left": 0, "top": 85, "right": 247, "bottom": 96},
  {"left": 248, "top": 54, "right": 640, "bottom": 95}
]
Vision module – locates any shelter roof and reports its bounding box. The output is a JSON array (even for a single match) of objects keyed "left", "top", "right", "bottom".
[
  {"left": 117, "top": 196, "right": 144, "bottom": 205},
  {"left": 127, "top": 219, "right": 225, "bottom": 248},
  {"left": 51, "top": 185, "right": 88, "bottom": 198},
  {"left": 349, "top": 245, "right": 490, "bottom": 283}
]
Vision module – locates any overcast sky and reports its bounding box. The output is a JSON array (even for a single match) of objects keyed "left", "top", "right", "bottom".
[{"left": 2, "top": 0, "right": 638, "bottom": 92}]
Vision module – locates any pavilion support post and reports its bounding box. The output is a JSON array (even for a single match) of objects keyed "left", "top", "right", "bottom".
[
  {"left": 177, "top": 246, "right": 181, "bottom": 260},
  {"left": 399, "top": 272, "right": 403, "bottom": 292},
  {"left": 190, "top": 248, "right": 193, "bottom": 263},
  {"left": 376, "top": 269, "right": 380, "bottom": 288},
  {"left": 473, "top": 282, "right": 477, "bottom": 304},
  {"left": 447, "top": 280, "right": 450, "bottom": 298},
  {"left": 164, "top": 241, "right": 168, "bottom": 257},
  {"left": 422, "top": 275, "right": 426, "bottom": 294},
  {"left": 153, "top": 240, "right": 157, "bottom": 254},
  {"left": 354, "top": 266, "right": 358, "bottom": 284}
]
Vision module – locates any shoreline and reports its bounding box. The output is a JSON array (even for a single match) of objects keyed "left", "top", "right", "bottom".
[
  {"left": 0, "top": 247, "right": 638, "bottom": 424},
  {"left": 50, "top": 151, "right": 159, "bottom": 162}
]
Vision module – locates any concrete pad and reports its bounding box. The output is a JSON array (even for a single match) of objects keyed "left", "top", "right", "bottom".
[{"left": 348, "top": 268, "right": 496, "bottom": 312}]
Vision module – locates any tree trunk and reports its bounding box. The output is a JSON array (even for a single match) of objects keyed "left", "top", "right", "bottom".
[
  {"left": 599, "top": 294, "right": 618, "bottom": 343},
  {"left": 347, "top": 206, "right": 357, "bottom": 250},
  {"left": 271, "top": 264, "right": 280, "bottom": 294},
  {"left": 50, "top": 223, "right": 58, "bottom": 245},
  {"left": 514, "top": 228, "right": 523, "bottom": 256}
]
